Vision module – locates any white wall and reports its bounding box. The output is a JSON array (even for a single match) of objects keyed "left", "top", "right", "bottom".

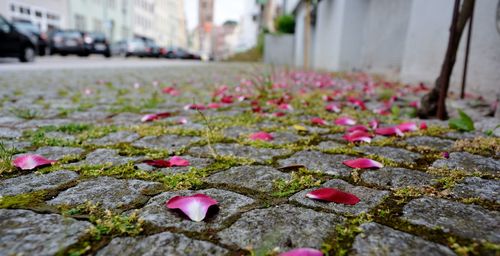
[
  {"left": 401, "top": 0, "right": 500, "bottom": 100},
  {"left": 264, "top": 34, "right": 294, "bottom": 66}
]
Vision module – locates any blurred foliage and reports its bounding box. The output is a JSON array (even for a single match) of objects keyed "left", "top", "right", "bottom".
[{"left": 275, "top": 15, "right": 295, "bottom": 34}]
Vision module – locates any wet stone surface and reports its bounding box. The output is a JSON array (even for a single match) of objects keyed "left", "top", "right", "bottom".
[
  {"left": 404, "top": 136, "right": 454, "bottom": 151},
  {"left": 205, "top": 166, "right": 290, "bottom": 192},
  {"left": 0, "top": 209, "right": 93, "bottom": 256},
  {"left": 218, "top": 204, "right": 345, "bottom": 251},
  {"left": 0, "top": 170, "right": 79, "bottom": 196},
  {"left": 188, "top": 143, "right": 291, "bottom": 163},
  {"left": 452, "top": 177, "right": 500, "bottom": 203},
  {"left": 402, "top": 197, "right": 500, "bottom": 243},
  {"left": 132, "top": 134, "right": 201, "bottom": 152},
  {"left": 136, "top": 188, "right": 254, "bottom": 232},
  {"left": 96, "top": 232, "right": 228, "bottom": 256},
  {"left": 361, "top": 167, "right": 436, "bottom": 189},
  {"left": 356, "top": 146, "right": 422, "bottom": 164},
  {"left": 278, "top": 150, "right": 353, "bottom": 177},
  {"left": 289, "top": 179, "right": 389, "bottom": 216},
  {"left": 431, "top": 152, "right": 500, "bottom": 175},
  {"left": 47, "top": 176, "right": 163, "bottom": 211},
  {"left": 352, "top": 222, "right": 456, "bottom": 256}
]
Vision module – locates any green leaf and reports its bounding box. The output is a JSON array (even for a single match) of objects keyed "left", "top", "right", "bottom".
[{"left": 448, "top": 109, "right": 475, "bottom": 132}]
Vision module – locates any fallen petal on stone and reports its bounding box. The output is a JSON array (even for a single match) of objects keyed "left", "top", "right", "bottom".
[
  {"left": 343, "top": 158, "right": 383, "bottom": 169},
  {"left": 325, "top": 103, "right": 341, "bottom": 113},
  {"left": 375, "top": 126, "right": 404, "bottom": 137},
  {"left": 168, "top": 156, "right": 190, "bottom": 167},
  {"left": 311, "top": 117, "right": 328, "bottom": 126},
  {"left": 335, "top": 117, "right": 356, "bottom": 126},
  {"left": 249, "top": 131, "right": 274, "bottom": 141},
  {"left": 143, "top": 159, "right": 171, "bottom": 168},
  {"left": 306, "top": 188, "right": 360, "bottom": 205},
  {"left": 343, "top": 130, "right": 372, "bottom": 143},
  {"left": 12, "top": 154, "right": 56, "bottom": 170},
  {"left": 280, "top": 248, "right": 324, "bottom": 256},
  {"left": 397, "top": 122, "right": 418, "bottom": 132},
  {"left": 369, "top": 119, "right": 379, "bottom": 129},
  {"left": 141, "top": 112, "right": 171, "bottom": 122},
  {"left": 347, "top": 125, "right": 369, "bottom": 133},
  {"left": 166, "top": 194, "right": 218, "bottom": 222}
]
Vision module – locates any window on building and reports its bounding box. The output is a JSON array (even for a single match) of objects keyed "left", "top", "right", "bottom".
[
  {"left": 10, "top": 4, "right": 15, "bottom": 12},
  {"left": 74, "top": 14, "right": 86, "bottom": 30},
  {"left": 35, "top": 11, "right": 42, "bottom": 17}
]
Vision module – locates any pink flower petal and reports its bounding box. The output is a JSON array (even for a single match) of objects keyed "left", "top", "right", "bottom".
[
  {"left": 311, "top": 117, "right": 328, "bottom": 126},
  {"left": 325, "top": 103, "right": 341, "bottom": 113},
  {"left": 420, "top": 122, "right": 427, "bottom": 130},
  {"left": 343, "top": 130, "right": 372, "bottom": 143},
  {"left": 162, "top": 86, "right": 180, "bottom": 96},
  {"left": 397, "top": 122, "right": 418, "bottom": 132},
  {"left": 207, "top": 103, "right": 222, "bottom": 109},
  {"left": 220, "top": 95, "right": 234, "bottom": 104},
  {"left": 280, "top": 248, "right": 324, "bottom": 256},
  {"left": 375, "top": 126, "right": 404, "bottom": 137},
  {"left": 347, "top": 125, "right": 369, "bottom": 133},
  {"left": 335, "top": 117, "right": 356, "bottom": 126},
  {"left": 168, "top": 156, "right": 190, "bottom": 167},
  {"left": 249, "top": 131, "right": 274, "bottom": 141},
  {"left": 184, "top": 104, "right": 206, "bottom": 110},
  {"left": 278, "top": 103, "right": 293, "bottom": 111},
  {"left": 143, "top": 159, "right": 171, "bottom": 167},
  {"left": 369, "top": 119, "right": 379, "bottom": 129},
  {"left": 177, "top": 117, "right": 188, "bottom": 124},
  {"left": 348, "top": 97, "right": 367, "bottom": 110},
  {"left": 306, "top": 188, "right": 360, "bottom": 205},
  {"left": 343, "top": 158, "right": 383, "bottom": 169},
  {"left": 166, "top": 194, "right": 218, "bottom": 222},
  {"left": 141, "top": 112, "right": 171, "bottom": 122},
  {"left": 442, "top": 152, "right": 450, "bottom": 159},
  {"left": 12, "top": 154, "right": 56, "bottom": 170}
]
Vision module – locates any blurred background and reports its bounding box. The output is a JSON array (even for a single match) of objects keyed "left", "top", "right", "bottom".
[{"left": 0, "top": 0, "right": 499, "bottom": 99}]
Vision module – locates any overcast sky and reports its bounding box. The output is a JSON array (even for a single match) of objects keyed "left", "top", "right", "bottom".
[{"left": 184, "top": 0, "right": 247, "bottom": 30}]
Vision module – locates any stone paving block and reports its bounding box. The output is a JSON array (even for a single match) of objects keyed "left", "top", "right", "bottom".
[
  {"left": 404, "top": 136, "right": 454, "bottom": 151},
  {"left": 452, "top": 177, "right": 500, "bottom": 203},
  {"left": 0, "top": 209, "right": 93, "bottom": 256},
  {"left": 205, "top": 166, "right": 290, "bottom": 192},
  {"left": 0, "top": 170, "right": 79, "bottom": 196},
  {"left": 1, "top": 140, "right": 31, "bottom": 151},
  {"left": 30, "top": 146, "right": 85, "bottom": 160},
  {"left": 218, "top": 204, "right": 344, "bottom": 251},
  {"left": 402, "top": 197, "right": 500, "bottom": 243},
  {"left": 108, "top": 112, "right": 143, "bottom": 125},
  {"left": 278, "top": 150, "right": 353, "bottom": 177},
  {"left": 135, "top": 188, "right": 254, "bottom": 232},
  {"left": 361, "top": 167, "right": 436, "bottom": 189},
  {"left": 352, "top": 222, "right": 456, "bottom": 256},
  {"left": 188, "top": 143, "right": 291, "bottom": 163},
  {"left": 289, "top": 179, "right": 389, "bottom": 216},
  {"left": 223, "top": 126, "right": 257, "bottom": 139},
  {"left": 132, "top": 134, "right": 201, "bottom": 152},
  {"left": 270, "top": 131, "right": 302, "bottom": 145},
  {"left": 68, "top": 148, "right": 140, "bottom": 166},
  {"left": 431, "top": 152, "right": 500, "bottom": 175},
  {"left": 317, "top": 141, "right": 344, "bottom": 151},
  {"left": 89, "top": 130, "right": 140, "bottom": 145},
  {"left": 96, "top": 231, "right": 228, "bottom": 256},
  {"left": 15, "top": 118, "right": 74, "bottom": 129},
  {"left": 0, "top": 127, "right": 22, "bottom": 138},
  {"left": 0, "top": 116, "right": 23, "bottom": 126},
  {"left": 356, "top": 146, "right": 421, "bottom": 164},
  {"left": 44, "top": 131, "right": 77, "bottom": 141},
  {"left": 47, "top": 176, "right": 163, "bottom": 211},
  {"left": 136, "top": 155, "right": 213, "bottom": 174}
]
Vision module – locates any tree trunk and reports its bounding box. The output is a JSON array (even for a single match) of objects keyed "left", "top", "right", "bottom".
[{"left": 418, "top": 0, "right": 475, "bottom": 120}]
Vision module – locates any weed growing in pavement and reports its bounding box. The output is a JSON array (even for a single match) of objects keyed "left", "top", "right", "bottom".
[
  {"left": 9, "top": 107, "right": 39, "bottom": 119},
  {"left": 0, "top": 142, "right": 15, "bottom": 175},
  {"left": 272, "top": 168, "right": 323, "bottom": 197}
]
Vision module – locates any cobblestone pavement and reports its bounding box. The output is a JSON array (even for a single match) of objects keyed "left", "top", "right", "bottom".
[{"left": 0, "top": 64, "right": 499, "bottom": 255}]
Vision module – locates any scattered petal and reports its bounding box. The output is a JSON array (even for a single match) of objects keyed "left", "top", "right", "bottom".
[
  {"left": 347, "top": 125, "right": 369, "bottom": 133},
  {"left": 397, "top": 122, "right": 418, "bottom": 132},
  {"left": 335, "top": 117, "right": 356, "bottom": 126},
  {"left": 369, "top": 119, "right": 379, "bottom": 129},
  {"left": 12, "top": 154, "right": 56, "bottom": 170},
  {"left": 280, "top": 248, "right": 324, "bottom": 256},
  {"left": 249, "top": 131, "right": 274, "bottom": 141},
  {"left": 311, "top": 117, "right": 328, "bottom": 126},
  {"left": 325, "top": 103, "right": 341, "bottom": 113},
  {"left": 442, "top": 152, "right": 450, "bottom": 159},
  {"left": 278, "top": 103, "right": 293, "bottom": 111},
  {"left": 143, "top": 159, "right": 171, "bottom": 167},
  {"left": 141, "top": 112, "right": 171, "bottom": 122},
  {"left": 375, "top": 126, "right": 404, "bottom": 137},
  {"left": 420, "top": 122, "right": 427, "bottom": 130},
  {"left": 168, "top": 156, "right": 190, "bottom": 167},
  {"left": 220, "top": 95, "right": 234, "bottom": 104},
  {"left": 177, "top": 117, "right": 188, "bottom": 124},
  {"left": 184, "top": 104, "right": 206, "bottom": 110},
  {"left": 207, "top": 103, "right": 222, "bottom": 109},
  {"left": 343, "top": 158, "right": 383, "bottom": 169},
  {"left": 166, "top": 194, "right": 218, "bottom": 222},
  {"left": 343, "top": 130, "right": 372, "bottom": 143},
  {"left": 162, "top": 86, "right": 180, "bottom": 96},
  {"left": 306, "top": 188, "right": 360, "bottom": 205}
]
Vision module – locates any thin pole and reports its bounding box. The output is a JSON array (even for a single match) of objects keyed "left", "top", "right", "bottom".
[
  {"left": 304, "top": 0, "right": 311, "bottom": 69},
  {"left": 460, "top": 0, "right": 475, "bottom": 99}
]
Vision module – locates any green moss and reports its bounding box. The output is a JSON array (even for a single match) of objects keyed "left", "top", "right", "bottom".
[
  {"left": 329, "top": 213, "right": 373, "bottom": 256},
  {"left": 272, "top": 168, "right": 323, "bottom": 197},
  {"left": 453, "top": 137, "right": 500, "bottom": 157},
  {"left": 9, "top": 107, "right": 39, "bottom": 119},
  {"left": 0, "top": 142, "right": 15, "bottom": 176},
  {"left": 321, "top": 146, "right": 362, "bottom": 156},
  {"left": 0, "top": 190, "right": 48, "bottom": 208},
  {"left": 427, "top": 167, "right": 472, "bottom": 189}
]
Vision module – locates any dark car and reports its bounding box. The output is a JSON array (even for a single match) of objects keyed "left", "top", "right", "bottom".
[
  {"left": 164, "top": 47, "right": 201, "bottom": 60},
  {"left": 0, "top": 15, "right": 37, "bottom": 62},
  {"left": 116, "top": 39, "right": 148, "bottom": 57},
  {"left": 49, "top": 30, "right": 90, "bottom": 56},
  {"left": 86, "top": 32, "right": 111, "bottom": 57},
  {"left": 142, "top": 38, "right": 161, "bottom": 58},
  {"left": 11, "top": 20, "right": 48, "bottom": 56}
]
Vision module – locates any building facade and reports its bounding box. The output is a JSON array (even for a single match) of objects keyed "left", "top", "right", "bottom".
[{"left": 0, "top": 0, "right": 69, "bottom": 32}]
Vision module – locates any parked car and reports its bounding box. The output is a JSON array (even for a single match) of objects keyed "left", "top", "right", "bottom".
[
  {"left": 11, "top": 20, "right": 48, "bottom": 56},
  {"left": 49, "top": 30, "right": 90, "bottom": 56},
  {"left": 116, "top": 39, "right": 149, "bottom": 57},
  {"left": 85, "top": 32, "right": 111, "bottom": 57},
  {"left": 142, "top": 38, "right": 161, "bottom": 58},
  {"left": 163, "top": 47, "right": 201, "bottom": 60},
  {"left": 0, "top": 15, "right": 37, "bottom": 62}
]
